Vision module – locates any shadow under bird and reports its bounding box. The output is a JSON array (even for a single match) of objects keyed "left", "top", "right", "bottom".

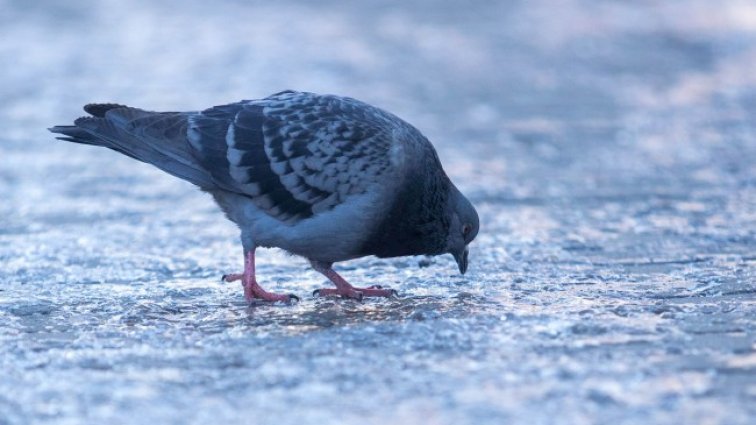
[{"left": 50, "top": 90, "right": 479, "bottom": 303}]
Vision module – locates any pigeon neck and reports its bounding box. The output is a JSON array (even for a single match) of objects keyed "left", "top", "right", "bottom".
[{"left": 360, "top": 150, "right": 451, "bottom": 259}]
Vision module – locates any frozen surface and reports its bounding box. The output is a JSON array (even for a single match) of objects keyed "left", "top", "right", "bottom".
[{"left": 1, "top": 0, "right": 755, "bottom": 424}]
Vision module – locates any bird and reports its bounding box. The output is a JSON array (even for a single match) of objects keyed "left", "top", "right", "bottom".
[{"left": 49, "top": 90, "right": 479, "bottom": 303}]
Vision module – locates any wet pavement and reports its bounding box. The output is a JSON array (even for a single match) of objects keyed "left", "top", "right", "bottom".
[{"left": 0, "top": 0, "right": 754, "bottom": 424}]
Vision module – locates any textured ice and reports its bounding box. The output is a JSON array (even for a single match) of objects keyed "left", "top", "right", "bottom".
[{"left": 0, "top": 0, "right": 755, "bottom": 424}]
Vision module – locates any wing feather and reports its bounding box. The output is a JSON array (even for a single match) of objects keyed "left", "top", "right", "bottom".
[{"left": 187, "top": 91, "right": 405, "bottom": 224}]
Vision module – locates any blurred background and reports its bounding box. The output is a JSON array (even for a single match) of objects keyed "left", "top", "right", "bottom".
[{"left": 0, "top": 1, "right": 754, "bottom": 424}]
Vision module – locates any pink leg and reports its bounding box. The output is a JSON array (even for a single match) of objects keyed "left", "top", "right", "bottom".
[
  {"left": 222, "top": 250, "right": 298, "bottom": 304},
  {"left": 310, "top": 262, "right": 398, "bottom": 301}
]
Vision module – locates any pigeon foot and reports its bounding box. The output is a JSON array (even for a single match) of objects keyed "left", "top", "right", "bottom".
[
  {"left": 221, "top": 273, "right": 243, "bottom": 282},
  {"left": 243, "top": 279, "right": 299, "bottom": 303},
  {"left": 309, "top": 260, "right": 398, "bottom": 300},
  {"left": 313, "top": 285, "right": 397, "bottom": 300},
  {"left": 224, "top": 250, "right": 298, "bottom": 304}
]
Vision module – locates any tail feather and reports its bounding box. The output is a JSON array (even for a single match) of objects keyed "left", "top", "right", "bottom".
[
  {"left": 49, "top": 123, "right": 141, "bottom": 160},
  {"left": 49, "top": 104, "right": 217, "bottom": 188},
  {"left": 49, "top": 124, "right": 98, "bottom": 144}
]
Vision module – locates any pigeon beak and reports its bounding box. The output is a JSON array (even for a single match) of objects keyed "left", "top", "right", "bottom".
[{"left": 453, "top": 247, "right": 469, "bottom": 275}]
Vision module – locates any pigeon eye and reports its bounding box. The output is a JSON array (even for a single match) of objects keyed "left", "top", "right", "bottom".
[{"left": 462, "top": 223, "right": 472, "bottom": 236}]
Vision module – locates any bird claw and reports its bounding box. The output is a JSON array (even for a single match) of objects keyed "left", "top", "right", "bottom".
[
  {"left": 312, "top": 288, "right": 363, "bottom": 301},
  {"left": 312, "top": 286, "right": 396, "bottom": 301},
  {"left": 221, "top": 273, "right": 243, "bottom": 283},
  {"left": 238, "top": 275, "right": 298, "bottom": 304},
  {"left": 246, "top": 292, "right": 300, "bottom": 305}
]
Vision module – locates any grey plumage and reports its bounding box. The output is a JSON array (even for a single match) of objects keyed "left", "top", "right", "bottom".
[{"left": 50, "top": 90, "right": 479, "bottom": 295}]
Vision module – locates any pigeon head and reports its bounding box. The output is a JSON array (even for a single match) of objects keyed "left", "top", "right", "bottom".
[{"left": 446, "top": 185, "right": 479, "bottom": 274}]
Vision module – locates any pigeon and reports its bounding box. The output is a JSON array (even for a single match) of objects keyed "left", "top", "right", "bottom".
[{"left": 49, "top": 90, "right": 479, "bottom": 303}]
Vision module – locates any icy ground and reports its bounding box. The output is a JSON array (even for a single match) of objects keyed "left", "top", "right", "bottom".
[{"left": 0, "top": 0, "right": 755, "bottom": 424}]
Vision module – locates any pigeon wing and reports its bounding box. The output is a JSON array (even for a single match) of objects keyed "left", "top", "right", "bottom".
[{"left": 188, "top": 92, "right": 406, "bottom": 224}]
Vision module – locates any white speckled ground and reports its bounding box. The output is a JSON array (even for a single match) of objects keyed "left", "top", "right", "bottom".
[{"left": 0, "top": 1, "right": 754, "bottom": 424}]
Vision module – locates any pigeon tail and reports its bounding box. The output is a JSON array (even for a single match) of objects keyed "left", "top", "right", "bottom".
[{"left": 49, "top": 104, "right": 217, "bottom": 188}]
